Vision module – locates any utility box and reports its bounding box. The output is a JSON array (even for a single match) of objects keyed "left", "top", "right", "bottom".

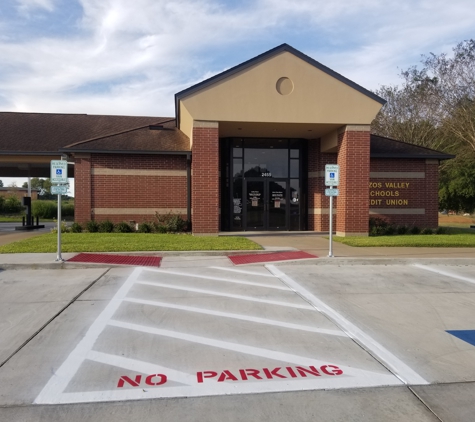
[{"left": 21, "top": 197, "right": 31, "bottom": 207}]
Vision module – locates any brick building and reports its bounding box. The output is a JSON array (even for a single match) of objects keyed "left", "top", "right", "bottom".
[
  {"left": 0, "top": 44, "right": 452, "bottom": 235},
  {"left": 0, "top": 187, "right": 38, "bottom": 201}
]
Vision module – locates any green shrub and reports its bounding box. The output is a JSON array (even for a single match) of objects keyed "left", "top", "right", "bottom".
[
  {"left": 51, "top": 221, "right": 69, "bottom": 233},
  {"left": 155, "top": 211, "right": 188, "bottom": 233},
  {"left": 369, "top": 217, "right": 397, "bottom": 236},
  {"left": 421, "top": 227, "right": 434, "bottom": 235},
  {"left": 86, "top": 220, "right": 99, "bottom": 233},
  {"left": 410, "top": 226, "right": 421, "bottom": 235},
  {"left": 98, "top": 220, "right": 115, "bottom": 233},
  {"left": 395, "top": 225, "right": 409, "bottom": 235},
  {"left": 435, "top": 226, "right": 446, "bottom": 234},
  {"left": 3, "top": 196, "right": 23, "bottom": 214},
  {"left": 154, "top": 224, "right": 168, "bottom": 233},
  {"left": 115, "top": 221, "right": 133, "bottom": 233},
  {"left": 70, "top": 222, "right": 83, "bottom": 233},
  {"left": 61, "top": 202, "right": 75, "bottom": 217},
  {"left": 0, "top": 196, "right": 5, "bottom": 212},
  {"left": 32, "top": 200, "right": 57, "bottom": 219},
  {"left": 369, "top": 217, "right": 390, "bottom": 230},
  {"left": 137, "top": 222, "right": 153, "bottom": 233}
]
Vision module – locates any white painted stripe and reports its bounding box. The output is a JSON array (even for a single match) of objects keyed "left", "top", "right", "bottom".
[
  {"left": 413, "top": 264, "right": 475, "bottom": 285},
  {"left": 142, "top": 268, "right": 287, "bottom": 290},
  {"left": 135, "top": 280, "right": 313, "bottom": 310},
  {"left": 266, "top": 265, "right": 428, "bottom": 385},
  {"left": 34, "top": 268, "right": 143, "bottom": 404},
  {"left": 123, "top": 297, "right": 346, "bottom": 337},
  {"left": 108, "top": 319, "right": 397, "bottom": 383},
  {"left": 209, "top": 266, "right": 277, "bottom": 278},
  {"left": 87, "top": 350, "right": 194, "bottom": 385},
  {"left": 55, "top": 371, "right": 401, "bottom": 404}
]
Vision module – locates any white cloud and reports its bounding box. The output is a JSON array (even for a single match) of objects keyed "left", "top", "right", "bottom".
[
  {"left": 16, "top": 0, "right": 56, "bottom": 12},
  {"left": 0, "top": 0, "right": 474, "bottom": 115}
]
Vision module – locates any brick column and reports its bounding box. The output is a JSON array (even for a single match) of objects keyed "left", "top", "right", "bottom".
[
  {"left": 336, "top": 126, "right": 370, "bottom": 236},
  {"left": 74, "top": 153, "right": 92, "bottom": 224},
  {"left": 192, "top": 121, "right": 219, "bottom": 235}
]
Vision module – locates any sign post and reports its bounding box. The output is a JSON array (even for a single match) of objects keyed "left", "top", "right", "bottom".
[
  {"left": 51, "top": 160, "right": 68, "bottom": 262},
  {"left": 325, "top": 165, "right": 340, "bottom": 258}
]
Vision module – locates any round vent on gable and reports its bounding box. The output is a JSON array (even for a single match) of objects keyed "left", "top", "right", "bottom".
[{"left": 276, "top": 77, "right": 294, "bottom": 96}]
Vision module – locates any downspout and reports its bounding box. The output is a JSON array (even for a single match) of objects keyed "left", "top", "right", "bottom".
[{"left": 187, "top": 152, "right": 191, "bottom": 229}]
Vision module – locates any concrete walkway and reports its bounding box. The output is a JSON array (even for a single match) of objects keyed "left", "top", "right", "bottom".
[
  {"left": 0, "top": 226, "right": 474, "bottom": 265},
  {"left": 247, "top": 234, "right": 475, "bottom": 259}
]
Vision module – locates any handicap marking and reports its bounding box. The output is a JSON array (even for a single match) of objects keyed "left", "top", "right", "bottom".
[
  {"left": 35, "top": 266, "right": 406, "bottom": 405},
  {"left": 447, "top": 330, "right": 475, "bottom": 347}
]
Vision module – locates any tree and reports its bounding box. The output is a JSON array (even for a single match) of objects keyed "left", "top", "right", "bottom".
[
  {"left": 0, "top": 180, "right": 3, "bottom": 187},
  {"left": 439, "top": 155, "right": 475, "bottom": 213},
  {"left": 372, "top": 82, "right": 443, "bottom": 150},
  {"left": 372, "top": 40, "right": 475, "bottom": 213},
  {"left": 23, "top": 178, "right": 55, "bottom": 200}
]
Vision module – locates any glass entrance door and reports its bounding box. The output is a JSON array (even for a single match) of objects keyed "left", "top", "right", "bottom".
[
  {"left": 245, "top": 179, "right": 288, "bottom": 230},
  {"left": 267, "top": 180, "right": 287, "bottom": 229}
]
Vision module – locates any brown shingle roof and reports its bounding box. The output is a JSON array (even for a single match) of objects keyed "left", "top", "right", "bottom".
[
  {"left": 0, "top": 111, "right": 450, "bottom": 159},
  {"left": 61, "top": 119, "right": 191, "bottom": 153},
  {"left": 0, "top": 112, "right": 187, "bottom": 153},
  {"left": 370, "top": 135, "right": 454, "bottom": 160}
]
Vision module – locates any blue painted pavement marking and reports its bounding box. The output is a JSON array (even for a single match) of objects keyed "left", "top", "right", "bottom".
[{"left": 446, "top": 330, "right": 475, "bottom": 347}]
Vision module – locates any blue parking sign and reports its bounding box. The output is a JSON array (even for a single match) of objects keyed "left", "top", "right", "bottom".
[{"left": 51, "top": 160, "right": 68, "bottom": 183}]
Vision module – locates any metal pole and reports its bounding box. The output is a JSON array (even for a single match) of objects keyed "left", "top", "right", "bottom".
[
  {"left": 328, "top": 186, "right": 334, "bottom": 258},
  {"left": 56, "top": 192, "right": 63, "bottom": 262}
]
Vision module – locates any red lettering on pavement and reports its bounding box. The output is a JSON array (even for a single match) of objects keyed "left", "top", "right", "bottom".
[
  {"left": 117, "top": 375, "right": 142, "bottom": 388},
  {"left": 197, "top": 371, "right": 218, "bottom": 383},
  {"left": 118, "top": 364, "right": 344, "bottom": 388},
  {"left": 145, "top": 374, "right": 167, "bottom": 386},
  {"left": 263, "top": 367, "right": 286, "bottom": 379}
]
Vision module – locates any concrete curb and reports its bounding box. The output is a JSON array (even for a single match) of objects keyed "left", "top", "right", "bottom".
[
  {"left": 2, "top": 256, "right": 475, "bottom": 270},
  {"left": 273, "top": 257, "right": 475, "bottom": 266}
]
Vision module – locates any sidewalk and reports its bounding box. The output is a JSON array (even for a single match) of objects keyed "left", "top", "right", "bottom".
[
  {"left": 0, "top": 227, "right": 474, "bottom": 268},
  {"left": 247, "top": 234, "right": 475, "bottom": 259}
]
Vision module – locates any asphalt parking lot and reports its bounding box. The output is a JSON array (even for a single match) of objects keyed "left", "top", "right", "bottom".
[{"left": 1, "top": 256, "right": 475, "bottom": 421}]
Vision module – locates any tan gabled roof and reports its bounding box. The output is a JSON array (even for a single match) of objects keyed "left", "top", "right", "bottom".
[{"left": 175, "top": 44, "right": 386, "bottom": 138}]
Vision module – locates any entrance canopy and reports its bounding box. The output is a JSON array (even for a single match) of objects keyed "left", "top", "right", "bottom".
[{"left": 176, "top": 44, "right": 386, "bottom": 146}]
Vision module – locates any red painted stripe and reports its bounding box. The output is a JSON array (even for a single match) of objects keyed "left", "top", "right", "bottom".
[
  {"left": 229, "top": 251, "right": 317, "bottom": 265},
  {"left": 68, "top": 253, "right": 161, "bottom": 267}
]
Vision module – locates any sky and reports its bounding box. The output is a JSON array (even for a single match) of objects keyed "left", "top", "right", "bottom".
[{"left": 1, "top": 0, "right": 475, "bottom": 190}]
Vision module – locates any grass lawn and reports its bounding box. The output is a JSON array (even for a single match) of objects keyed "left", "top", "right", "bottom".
[
  {"left": 0, "top": 215, "right": 56, "bottom": 222},
  {"left": 439, "top": 214, "right": 475, "bottom": 229},
  {"left": 334, "top": 232, "right": 475, "bottom": 247},
  {"left": 0, "top": 215, "right": 25, "bottom": 222},
  {"left": 0, "top": 232, "right": 262, "bottom": 253}
]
